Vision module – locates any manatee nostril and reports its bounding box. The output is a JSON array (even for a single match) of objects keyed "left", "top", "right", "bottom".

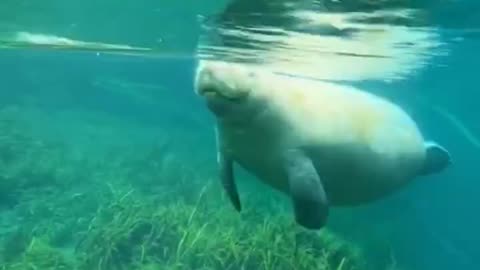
[{"left": 199, "top": 66, "right": 214, "bottom": 81}]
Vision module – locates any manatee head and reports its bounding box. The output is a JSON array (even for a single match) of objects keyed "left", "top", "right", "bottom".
[{"left": 194, "top": 60, "right": 266, "bottom": 123}]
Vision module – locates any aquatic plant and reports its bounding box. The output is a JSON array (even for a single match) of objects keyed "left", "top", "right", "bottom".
[
  {"left": 0, "top": 106, "right": 88, "bottom": 209},
  {"left": 1, "top": 236, "right": 75, "bottom": 270},
  {"left": 0, "top": 106, "right": 398, "bottom": 270},
  {"left": 71, "top": 181, "right": 367, "bottom": 270}
]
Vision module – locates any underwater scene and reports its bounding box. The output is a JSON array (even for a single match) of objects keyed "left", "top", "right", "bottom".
[{"left": 0, "top": 1, "right": 479, "bottom": 270}]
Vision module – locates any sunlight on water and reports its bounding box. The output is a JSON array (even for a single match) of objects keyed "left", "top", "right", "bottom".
[
  {"left": 0, "top": 0, "right": 468, "bottom": 84},
  {"left": 197, "top": 6, "right": 447, "bottom": 82},
  {"left": 0, "top": 31, "right": 152, "bottom": 53}
]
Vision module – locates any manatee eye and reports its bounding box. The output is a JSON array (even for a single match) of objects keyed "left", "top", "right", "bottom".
[{"left": 247, "top": 71, "right": 255, "bottom": 78}]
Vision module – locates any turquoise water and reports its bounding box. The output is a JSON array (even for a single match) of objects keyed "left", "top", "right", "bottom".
[{"left": 0, "top": 1, "right": 479, "bottom": 270}]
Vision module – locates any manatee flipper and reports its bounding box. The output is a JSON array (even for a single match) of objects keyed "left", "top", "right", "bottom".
[
  {"left": 219, "top": 152, "right": 241, "bottom": 211},
  {"left": 283, "top": 149, "right": 329, "bottom": 230},
  {"left": 215, "top": 125, "right": 241, "bottom": 212},
  {"left": 419, "top": 141, "right": 452, "bottom": 175}
]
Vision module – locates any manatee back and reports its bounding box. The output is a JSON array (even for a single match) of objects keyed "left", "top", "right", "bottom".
[{"left": 258, "top": 76, "right": 425, "bottom": 154}]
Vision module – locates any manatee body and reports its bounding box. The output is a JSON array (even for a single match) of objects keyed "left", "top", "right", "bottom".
[{"left": 194, "top": 60, "right": 451, "bottom": 230}]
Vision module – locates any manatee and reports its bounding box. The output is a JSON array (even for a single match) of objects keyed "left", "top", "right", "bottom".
[{"left": 194, "top": 60, "right": 451, "bottom": 230}]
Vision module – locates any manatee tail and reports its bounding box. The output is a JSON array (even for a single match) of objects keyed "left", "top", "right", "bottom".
[{"left": 419, "top": 141, "right": 452, "bottom": 175}]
